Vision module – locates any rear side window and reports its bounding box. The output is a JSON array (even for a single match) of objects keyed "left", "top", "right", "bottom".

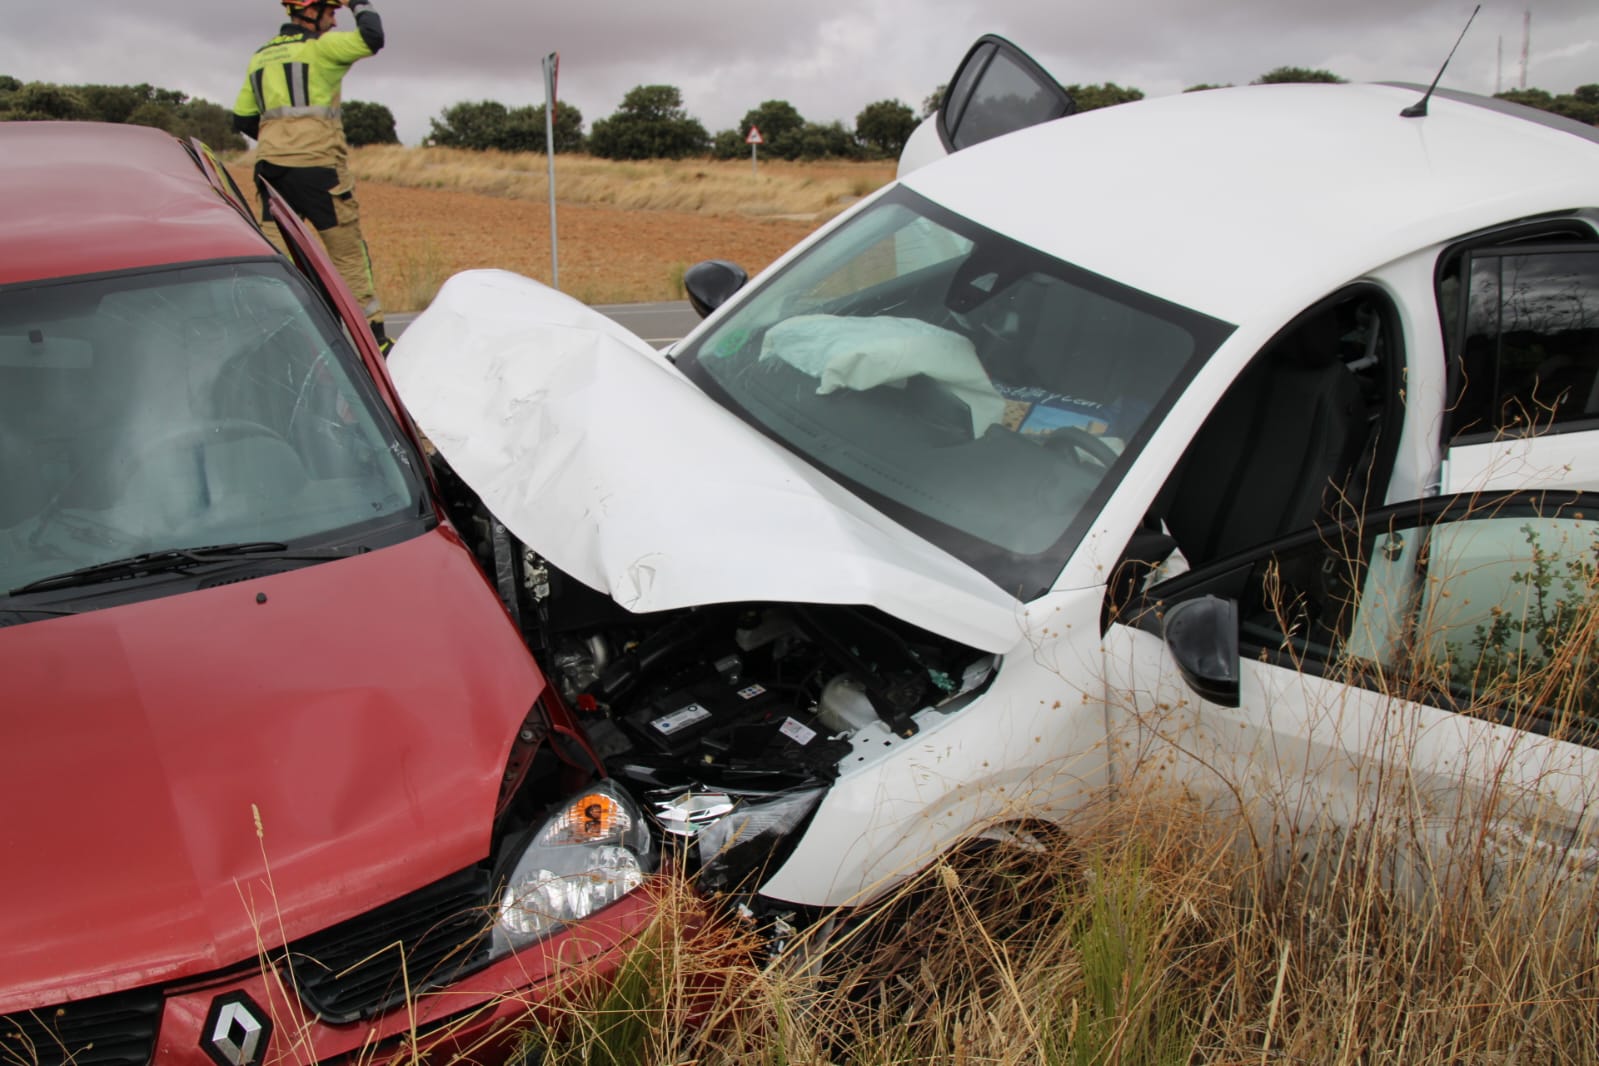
[{"left": 1451, "top": 246, "right": 1599, "bottom": 439}]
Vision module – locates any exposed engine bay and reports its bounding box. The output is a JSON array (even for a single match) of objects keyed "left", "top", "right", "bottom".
[{"left": 437, "top": 469, "right": 996, "bottom": 891}]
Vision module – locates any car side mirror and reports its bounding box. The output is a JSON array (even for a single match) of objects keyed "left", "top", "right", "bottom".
[
  {"left": 1161, "top": 595, "right": 1240, "bottom": 707},
  {"left": 683, "top": 259, "right": 748, "bottom": 319}
]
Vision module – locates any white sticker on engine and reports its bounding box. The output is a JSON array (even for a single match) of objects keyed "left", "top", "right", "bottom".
[
  {"left": 736, "top": 684, "right": 767, "bottom": 700},
  {"left": 779, "top": 717, "right": 816, "bottom": 746},
  {"left": 652, "top": 703, "right": 712, "bottom": 735}
]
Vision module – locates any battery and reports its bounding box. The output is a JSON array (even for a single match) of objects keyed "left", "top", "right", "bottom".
[{"left": 625, "top": 677, "right": 783, "bottom": 756}]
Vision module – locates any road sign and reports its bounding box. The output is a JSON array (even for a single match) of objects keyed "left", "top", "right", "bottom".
[{"left": 746, "top": 126, "right": 764, "bottom": 145}]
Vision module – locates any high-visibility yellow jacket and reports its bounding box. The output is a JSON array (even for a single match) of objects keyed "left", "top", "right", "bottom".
[{"left": 233, "top": 11, "right": 384, "bottom": 167}]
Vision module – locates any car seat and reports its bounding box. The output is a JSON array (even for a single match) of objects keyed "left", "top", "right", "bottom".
[{"left": 1161, "top": 313, "right": 1368, "bottom": 567}]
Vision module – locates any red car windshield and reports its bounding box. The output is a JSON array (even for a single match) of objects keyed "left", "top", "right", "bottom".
[{"left": 0, "top": 260, "right": 424, "bottom": 598}]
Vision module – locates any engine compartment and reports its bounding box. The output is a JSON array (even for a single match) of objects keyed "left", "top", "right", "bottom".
[
  {"left": 532, "top": 566, "right": 995, "bottom": 790},
  {"left": 432, "top": 463, "right": 997, "bottom": 892}
]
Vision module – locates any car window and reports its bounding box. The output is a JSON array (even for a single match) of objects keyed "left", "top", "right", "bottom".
[
  {"left": 1153, "top": 287, "right": 1401, "bottom": 572},
  {"left": 0, "top": 260, "right": 423, "bottom": 595},
  {"left": 677, "top": 186, "right": 1233, "bottom": 598},
  {"left": 1450, "top": 246, "right": 1599, "bottom": 439},
  {"left": 936, "top": 36, "right": 1073, "bottom": 154},
  {"left": 1158, "top": 500, "right": 1599, "bottom": 732}
]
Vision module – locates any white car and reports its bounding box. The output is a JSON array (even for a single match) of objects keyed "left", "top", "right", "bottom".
[{"left": 392, "top": 38, "right": 1599, "bottom": 923}]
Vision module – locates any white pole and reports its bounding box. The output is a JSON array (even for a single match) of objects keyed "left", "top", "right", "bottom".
[
  {"left": 750, "top": 141, "right": 758, "bottom": 177},
  {"left": 542, "top": 52, "right": 560, "bottom": 291}
]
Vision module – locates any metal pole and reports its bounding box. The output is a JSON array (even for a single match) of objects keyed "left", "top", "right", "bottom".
[
  {"left": 750, "top": 141, "right": 758, "bottom": 177},
  {"left": 542, "top": 52, "right": 560, "bottom": 291}
]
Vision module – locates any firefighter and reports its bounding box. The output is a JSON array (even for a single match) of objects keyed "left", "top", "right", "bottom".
[{"left": 234, "top": 0, "right": 391, "bottom": 352}]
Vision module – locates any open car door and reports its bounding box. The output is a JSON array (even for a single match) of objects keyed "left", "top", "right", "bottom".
[
  {"left": 897, "top": 34, "right": 1074, "bottom": 178},
  {"left": 1103, "top": 490, "right": 1599, "bottom": 895}
]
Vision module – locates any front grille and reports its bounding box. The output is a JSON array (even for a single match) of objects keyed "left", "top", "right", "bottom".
[
  {"left": 284, "top": 866, "right": 496, "bottom": 1024},
  {"left": 0, "top": 988, "right": 162, "bottom": 1066}
]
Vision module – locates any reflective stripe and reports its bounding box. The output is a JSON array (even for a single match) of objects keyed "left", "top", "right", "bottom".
[
  {"left": 249, "top": 68, "right": 267, "bottom": 113},
  {"left": 285, "top": 62, "right": 311, "bottom": 108},
  {"left": 260, "top": 105, "right": 342, "bottom": 120}
]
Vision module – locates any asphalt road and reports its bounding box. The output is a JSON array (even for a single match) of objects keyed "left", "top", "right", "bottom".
[{"left": 389, "top": 299, "right": 701, "bottom": 350}]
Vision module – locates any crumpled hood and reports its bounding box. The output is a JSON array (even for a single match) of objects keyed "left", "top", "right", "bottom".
[
  {"left": 388, "top": 270, "right": 1024, "bottom": 654},
  {"left": 0, "top": 531, "right": 542, "bottom": 1013}
]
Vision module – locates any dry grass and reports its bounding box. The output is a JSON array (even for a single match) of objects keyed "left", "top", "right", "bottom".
[
  {"left": 347, "top": 145, "right": 894, "bottom": 220},
  {"left": 529, "top": 782, "right": 1599, "bottom": 1066}
]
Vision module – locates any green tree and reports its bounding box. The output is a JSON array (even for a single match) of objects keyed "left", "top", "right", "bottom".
[
  {"left": 81, "top": 84, "right": 151, "bottom": 124},
  {"left": 167, "top": 99, "right": 244, "bottom": 151},
  {"left": 854, "top": 98, "right": 917, "bottom": 157},
  {"left": 126, "top": 100, "right": 172, "bottom": 131},
  {"left": 343, "top": 100, "right": 399, "bottom": 146},
  {"left": 710, "top": 128, "right": 746, "bottom": 160},
  {"left": 7, "top": 82, "right": 89, "bottom": 120},
  {"left": 588, "top": 85, "right": 708, "bottom": 160},
  {"left": 426, "top": 99, "right": 510, "bottom": 148},
  {"left": 1253, "top": 66, "right": 1345, "bottom": 84},
  {"left": 0, "top": 75, "right": 21, "bottom": 93},
  {"left": 921, "top": 83, "right": 947, "bottom": 118},
  {"left": 1183, "top": 83, "right": 1233, "bottom": 93},
  {"left": 738, "top": 99, "right": 805, "bottom": 157},
  {"left": 787, "top": 120, "right": 861, "bottom": 160},
  {"left": 1498, "top": 86, "right": 1599, "bottom": 126},
  {"left": 515, "top": 101, "right": 584, "bottom": 152},
  {"left": 1062, "top": 83, "right": 1144, "bottom": 112}
]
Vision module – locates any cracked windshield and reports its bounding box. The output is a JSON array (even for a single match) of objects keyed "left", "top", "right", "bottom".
[{"left": 1, "top": 262, "right": 421, "bottom": 596}]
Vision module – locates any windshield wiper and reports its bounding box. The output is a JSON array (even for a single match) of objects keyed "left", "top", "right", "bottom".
[{"left": 9, "top": 541, "right": 362, "bottom": 596}]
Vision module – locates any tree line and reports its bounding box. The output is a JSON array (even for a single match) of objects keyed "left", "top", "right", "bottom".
[
  {"left": 10, "top": 66, "right": 1599, "bottom": 162},
  {"left": 0, "top": 74, "right": 403, "bottom": 151}
]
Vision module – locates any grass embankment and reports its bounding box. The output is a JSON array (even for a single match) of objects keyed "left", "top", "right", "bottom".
[
  {"left": 525, "top": 784, "right": 1599, "bottom": 1065},
  {"left": 233, "top": 147, "right": 895, "bottom": 310},
  {"left": 350, "top": 146, "right": 893, "bottom": 219}
]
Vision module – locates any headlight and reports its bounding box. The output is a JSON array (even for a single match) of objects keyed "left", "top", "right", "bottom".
[
  {"left": 694, "top": 787, "right": 825, "bottom": 893},
  {"left": 491, "top": 780, "right": 655, "bottom": 956}
]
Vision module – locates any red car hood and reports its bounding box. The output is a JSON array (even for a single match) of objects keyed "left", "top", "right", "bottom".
[{"left": 0, "top": 529, "right": 544, "bottom": 1013}]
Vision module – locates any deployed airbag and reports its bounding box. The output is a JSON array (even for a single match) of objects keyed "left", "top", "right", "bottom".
[{"left": 761, "top": 314, "right": 1005, "bottom": 436}]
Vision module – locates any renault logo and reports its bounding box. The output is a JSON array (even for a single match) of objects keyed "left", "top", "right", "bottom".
[{"left": 200, "top": 993, "right": 272, "bottom": 1066}]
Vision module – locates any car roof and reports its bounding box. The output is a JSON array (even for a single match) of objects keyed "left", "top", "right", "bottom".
[
  {"left": 0, "top": 121, "right": 272, "bottom": 287},
  {"left": 900, "top": 82, "right": 1599, "bottom": 327}
]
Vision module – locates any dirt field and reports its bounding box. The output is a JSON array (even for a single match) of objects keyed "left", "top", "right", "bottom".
[
  {"left": 358, "top": 180, "right": 822, "bottom": 308},
  {"left": 229, "top": 149, "right": 895, "bottom": 310}
]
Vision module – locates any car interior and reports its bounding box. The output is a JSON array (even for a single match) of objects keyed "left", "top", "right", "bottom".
[{"left": 1153, "top": 289, "right": 1400, "bottom": 573}]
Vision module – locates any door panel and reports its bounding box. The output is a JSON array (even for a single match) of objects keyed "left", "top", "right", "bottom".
[{"left": 1105, "top": 491, "right": 1599, "bottom": 895}]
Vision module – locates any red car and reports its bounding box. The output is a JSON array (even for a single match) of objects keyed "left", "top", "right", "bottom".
[{"left": 0, "top": 122, "right": 659, "bottom": 1066}]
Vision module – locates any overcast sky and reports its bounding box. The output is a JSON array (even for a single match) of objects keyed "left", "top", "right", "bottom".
[{"left": 5, "top": 1, "right": 1596, "bottom": 145}]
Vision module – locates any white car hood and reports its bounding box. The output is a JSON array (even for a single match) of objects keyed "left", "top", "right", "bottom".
[{"left": 388, "top": 270, "right": 1023, "bottom": 653}]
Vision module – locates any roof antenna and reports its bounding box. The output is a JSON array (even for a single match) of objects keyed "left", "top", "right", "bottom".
[{"left": 1402, "top": 4, "right": 1481, "bottom": 118}]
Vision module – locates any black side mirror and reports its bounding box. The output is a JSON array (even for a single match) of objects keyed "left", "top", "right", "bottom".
[
  {"left": 1161, "top": 595, "right": 1240, "bottom": 707},
  {"left": 683, "top": 259, "right": 749, "bottom": 319},
  {"left": 938, "top": 34, "right": 1074, "bottom": 154}
]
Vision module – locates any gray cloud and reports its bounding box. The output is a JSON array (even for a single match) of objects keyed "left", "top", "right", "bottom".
[{"left": 3, "top": 1, "right": 1595, "bottom": 145}]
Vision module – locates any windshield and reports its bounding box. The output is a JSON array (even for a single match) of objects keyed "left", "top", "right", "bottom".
[
  {"left": 678, "top": 187, "right": 1233, "bottom": 596},
  {"left": 0, "top": 260, "right": 424, "bottom": 598}
]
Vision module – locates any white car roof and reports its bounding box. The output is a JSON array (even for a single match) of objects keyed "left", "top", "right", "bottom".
[{"left": 900, "top": 82, "right": 1599, "bottom": 325}]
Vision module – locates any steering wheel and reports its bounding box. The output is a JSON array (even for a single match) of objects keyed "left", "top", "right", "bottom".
[{"left": 1045, "top": 425, "right": 1119, "bottom": 469}]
